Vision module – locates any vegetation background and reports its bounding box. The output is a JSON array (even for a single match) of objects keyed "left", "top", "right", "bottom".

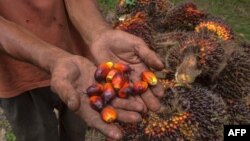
[{"left": 0, "top": 0, "right": 249, "bottom": 141}]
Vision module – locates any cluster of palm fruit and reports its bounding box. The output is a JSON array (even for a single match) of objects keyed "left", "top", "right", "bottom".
[
  {"left": 114, "top": 12, "right": 154, "bottom": 45},
  {"left": 111, "top": 0, "right": 250, "bottom": 140},
  {"left": 86, "top": 62, "right": 158, "bottom": 123}
]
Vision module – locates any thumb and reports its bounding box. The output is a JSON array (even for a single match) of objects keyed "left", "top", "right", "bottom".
[
  {"left": 134, "top": 42, "right": 164, "bottom": 70},
  {"left": 51, "top": 80, "right": 80, "bottom": 112}
]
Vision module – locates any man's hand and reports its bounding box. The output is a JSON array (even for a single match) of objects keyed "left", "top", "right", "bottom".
[
  {"left": 90, "top": 29, "right": 165, "bottom": 112},
  {"left": 50, "top": 55, "right": 143, "bottom": 140}
]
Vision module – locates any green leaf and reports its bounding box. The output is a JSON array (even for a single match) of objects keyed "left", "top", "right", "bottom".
[{"left": 125, "top": 0, "right": 136, "bottom": 6}]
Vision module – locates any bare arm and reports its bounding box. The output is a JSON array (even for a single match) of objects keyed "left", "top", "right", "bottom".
[
  {"left": 64, "top": 0, "right": 111, "bottom": 46},
  {"left": 0, "top": 16, "right": 71, "bottom": 72}
]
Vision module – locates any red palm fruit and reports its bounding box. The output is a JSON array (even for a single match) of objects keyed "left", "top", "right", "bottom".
[
  {"left": 141, "top": 71, "right": 158, "bottom": 86},
  {"left": 106, "top": 69, "right": 119, "bottom": 82},
  {"left": 112, "top": 73, "right": 126, "bottom": 91},
  {"left": 113, "top": 63, "right": 132, "bottom": 73},
  {"left": 103, "top": 83, "right": 116, "bottom": 104},
  {"left": 95, "top": 62, "right": 114, "bottom": 82},
  {"left": 101, "top": 106, "right": 117, "bottom": 123},
  {"left": 86, "top": 83, "right": 103, "bottom": 97},
  {"left": 118, "top": 83, "right": 133, "bottom": 98},
  {"left": 123, "top": 73, "right": 130, "bottom": 83},
  {"left": 133, "top": 81, "right": 148, "bottom": 95},
  {"left": 89, "top": 96, "right": 103, "bottom": 111}
]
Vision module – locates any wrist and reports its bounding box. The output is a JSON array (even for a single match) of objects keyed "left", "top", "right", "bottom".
[
  {"left": 46, "top": 47, "right": 73, "bottom": 73},
  {"left": 80, "top": 23, "right": 112, "bottom": 47}
]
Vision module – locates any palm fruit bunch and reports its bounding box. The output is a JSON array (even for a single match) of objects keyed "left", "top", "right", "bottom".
[
  {"left": 114, "top": 12, "right": 154, "bottom": 45},
  {"left": 86, "top": 62, "right": 158, "bottom": 123},
  {"left": 212, "top": 48, "right": 250, "bottom": 99},
  {"left": 162, "top": 84, "right": 228, "bottom": 140},
  {"left": 156, "top": 31, "right": 240, "bottom": 87},
  {"left": 119, "top": 84, "right": 228, "bottom": 141},
  {"left": 195, "top": 17, "right": 234, "bottom": 41},
  {"left": 153, "top": 2, "right": 208, "bottom": 31}
]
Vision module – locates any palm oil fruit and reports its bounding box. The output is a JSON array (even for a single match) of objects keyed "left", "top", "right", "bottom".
[
  {"left": 95, "top": 62, "right": 114, "bottom": 82},
  {"left": 106, "top": 69, "right": 119, "bottom": 82},
  {"left": 89, "top": 96, "right": 103, "bottom": 111},
  {"left": 141, "top": 71, "right": 158, "bottom": 86},
  {"left": 118, "top": 83, "right": 133, "bottom": 98},
  {"left": 101, "top": 106, "right": 117, "bottom": 123},
  {"left": 86, "top": 83, "right": 103, "bottom": 97},
  {"left": 112, "top": 72, "right": 125, "bottom": 91},
  {"left": 103, "top": 83, "right": 116, "bottom": 104},
  {"left": 133, "top": 81, "right": 148, "bottom": 95},
  {"left": 113, "top": 63, "right": 132, "bottom": 73}
]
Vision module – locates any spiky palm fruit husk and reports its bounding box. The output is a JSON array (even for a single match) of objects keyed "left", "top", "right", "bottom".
[
  {"left": 114, "top": 12, "right": 154, "bottom": 45},
  {"left": 153, "top": 2, "right": 207, "bottom": 31},
  {"left": 212, "top": 49, "right": 250, "bottom": 99},
  {"left": 224, "top": 98, "right": 250, "bottom": 125},
  {"left": 195, "top": 17, "right": 234, "bottom": 40},
  {"left": 116, "top": 0, "right": 173, "bottom": 17},
  {"left": 154, "top": 0, "right": 173, "bottom": 16},
  {"left": 241, "top": 42, "right": 250, "bottom": 54},
  {"left": 119, "top": 84, "right": 228, "bottom": 141}
]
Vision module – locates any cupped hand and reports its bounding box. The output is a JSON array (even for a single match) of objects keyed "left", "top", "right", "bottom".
[
  {"left": 90, "top": 29, "right": 165, "bottom": 112},
  {"left": 49, "top": 55, "right": 142, "bottom": 140}
]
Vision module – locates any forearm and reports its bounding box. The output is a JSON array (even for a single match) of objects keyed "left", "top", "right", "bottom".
[
  {"left": 65, "top": 0, "right": 112, "bottom": 46},
  {"left": 0, "top": 16, "right": 72, "bottom": 72}
]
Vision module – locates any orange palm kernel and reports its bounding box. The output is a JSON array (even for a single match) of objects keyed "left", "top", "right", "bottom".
[
  {"left": 86, "top": 83, "right": 103, "bottom": 97},
  {"left": 118, "top": 83, "right": 133, "bottom": 98},
  {"left": 141, "top": 71, "right": 158, "bottom": 86},
  {"left": 103, "top": 83, "right": 116, "bottom": 104},
  {"left": 112, "top": 73, "right": 126, "bottom": 91},
  {"left": 106, "top": 69, "right": 119, "bottom": 82},
  {"left": 101, "top": 106, "right": 117, "bottom": 123},
  {"left": 113, "top": 63, "right": 132, "bottom": 73}
]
